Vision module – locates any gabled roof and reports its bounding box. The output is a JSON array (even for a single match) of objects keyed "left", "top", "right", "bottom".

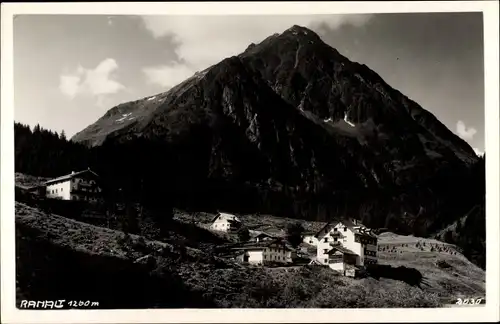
[
  {"left": 231, "top": 238, "right": 294, "bottom": 251},
  {"left": 314, "top": 219, "right": 346, "bottom": 238},
  {"left": 327, "top": 245, "right": 357, "bottom": 255},
  {"left": 211, "top": 212, "right": 241, "bottom": 224},
  {"left": 353, "top": 226, "right": 377, "bottom": 238},
  {"left": 45, "top": 168, "right": 99, "bottom": 185},
  {"left": 315, "top": 218, "right": 376, "bottom": 238},
  {"left": 250, "top": 231, "right": 276, "bottom": 239}
]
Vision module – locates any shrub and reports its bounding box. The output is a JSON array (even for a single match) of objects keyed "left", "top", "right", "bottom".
[
  {"left": 436, "top": 260, "right": 452, "bottom": 269},
  {"left": 237, "top": 227, "right": 250, "bottom": 242},
  {"left": 117, "top": 233, "right": 133, "bottom": 250},
  {"left": 286, "top": 222, "right": 305, "bottom": 248},
  {"left": 132, "top": 236, "right": 149, "bottom": 253}
]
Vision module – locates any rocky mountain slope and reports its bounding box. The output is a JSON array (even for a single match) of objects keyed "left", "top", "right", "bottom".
[{"left": 71, "top": 25, "right": 483, "bottom": 241}]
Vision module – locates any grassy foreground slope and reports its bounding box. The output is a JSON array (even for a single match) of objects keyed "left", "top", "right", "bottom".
[{"left": 15, "top": 202, "right": 485, "bottom": 308}]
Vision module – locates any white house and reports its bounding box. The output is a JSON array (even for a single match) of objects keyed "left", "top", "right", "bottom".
[
  {"left": 210, "top": 212, "right": 242, "bottom": 232},
  {"left": 44, "top": 168, "right": 102, "bottom": 202},
  {"left": 233, "top": 239, "right": 294, "bottom": 265},
  {"left": 313, "top": 218, "right": 378, "bottom": 276},
  {"left": 249, "top": 231, "right": 276, "bottom": 243}
]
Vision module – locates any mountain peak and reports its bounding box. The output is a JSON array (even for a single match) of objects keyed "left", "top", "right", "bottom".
[{"left": 282, "top": 25, "right": 320, "bottom": 40}]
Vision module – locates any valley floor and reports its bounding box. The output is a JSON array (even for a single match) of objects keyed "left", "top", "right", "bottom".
[{"left": 14, "top": 201, "right": 486, "bottom": 308}]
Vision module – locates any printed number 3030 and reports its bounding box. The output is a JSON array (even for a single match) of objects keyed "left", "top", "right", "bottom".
[{"left": 456, "top": 298, "right": 483, "bottom": 305}]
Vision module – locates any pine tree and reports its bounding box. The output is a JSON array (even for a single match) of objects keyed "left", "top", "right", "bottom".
[
  {"left": 237, "top": 227, "right": 250, "bottom": 242},
  {"left": 286, "top": 222, "right": 305, "bottom": 248},
  {"left": 60, "top": 130, "right": 67, "bottom": 141}
]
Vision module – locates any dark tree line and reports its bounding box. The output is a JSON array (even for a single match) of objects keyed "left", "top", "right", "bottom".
[
  {"left": 14, "top": 122, "right": 174, "bottom": 237},
  {"left": 15, "top": 122, "right": 91, "bottom": 178}
]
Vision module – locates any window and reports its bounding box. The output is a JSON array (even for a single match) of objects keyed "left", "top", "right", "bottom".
[
  {"left": 334, "top": 227, "right": 338, "bottom": 231},
  {"left": 324, "top": 259, "right": 328, "bottom": 263},
  {"left": 324, "top": 238, "right": 328, "bottom": 242},
  {"left": 323, "top": 249, "right": 328, "bottom": 254},
  {"left": 344, "top": 227, "right": 347, "bottom": 232},
  {"left": 309, "top": 240, "right": 313, "bottom": 243}
]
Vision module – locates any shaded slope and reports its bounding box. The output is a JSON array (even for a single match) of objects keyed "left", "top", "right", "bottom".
[{"left": 239, "top": 25, "right": 478, "bottom": 165}]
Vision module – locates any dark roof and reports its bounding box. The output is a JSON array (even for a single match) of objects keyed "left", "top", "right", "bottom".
[
  {"left": 315, "top": 218, "right": 377, "bottom": 238},
  {"left": 315, "top": 221, "right": 345, "bottom": 238},
  {"left": 231, "top": 238, "right": 294, "bottom": 251},
  {"left": 45, "top": 168, "right": 99, "bottom": 185},
  {"left": 250, "top": 231, "right": 276, "bottom": 239},
  {"left": 353, "top": 226, "right": 378, "bottom": 238},
  {"left": 327, "top": 245, "right": 357, "bottom": 255},
  {"left": 210, "top": 212, "right": 240, "bottom": 223},
  {"left": 27, "top": 184, "right": 46, "bottom": 191}
]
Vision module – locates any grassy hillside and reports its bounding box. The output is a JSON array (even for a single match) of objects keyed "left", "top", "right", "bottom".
[
  {"left": 15, "top": 202, "right": 485, "bottom": 308},
  {"left": 14, "top": 173, "right": 49, "bottom": 189}
]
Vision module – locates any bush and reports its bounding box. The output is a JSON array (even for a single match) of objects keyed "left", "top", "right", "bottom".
[
  {"left": 286, "top": 222, "right": 305, "bottom": 248},
  {"left": 117, "top": 233, "right": 133, "bottom": 250},
  {"left": 132, "top": 236, "right": 149, "bottom": 253},
  {"left": 237, "top": 227, "right": 250, "bottom": 242},
  {"left": 436, "top": 260, "right": 452, "bottom": 269}
]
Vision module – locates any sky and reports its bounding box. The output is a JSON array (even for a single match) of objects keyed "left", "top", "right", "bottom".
[{"left": 13, "top": 13, "right": 485, "bottom": 154}]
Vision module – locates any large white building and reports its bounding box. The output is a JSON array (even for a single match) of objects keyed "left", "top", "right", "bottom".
[
  {"left": 44, "top": 168, "right": 102, "bottom": 202},
  {"left": 233, "top": 239, "right": 294, "bottom": 265},
  {"left": 310, "top": 219, "right": 378, "bottom": 276},
  {"left": 210, "top": 212, "right": 242, "bottom": 232}
]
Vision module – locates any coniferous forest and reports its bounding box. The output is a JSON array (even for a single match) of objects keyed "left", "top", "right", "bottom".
[{"left": 15, "top": 122, "right": 90, "bottom": 178}]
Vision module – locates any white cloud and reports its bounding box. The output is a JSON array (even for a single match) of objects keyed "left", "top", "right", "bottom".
[
  {"left": 139, "top": 15, "right": 372, "bottom": 88},
  {"left": 59, "top": 75, "right": 81, "bottom": 99},
  {"left": 456, "top": 120, "right": 477, "bottom": 140},
  {"left": 59, "top": 58, "right": 125, "bottom": 100},
  {"left": 143, "top": 63, "right": 194, "bottom": 88}
]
